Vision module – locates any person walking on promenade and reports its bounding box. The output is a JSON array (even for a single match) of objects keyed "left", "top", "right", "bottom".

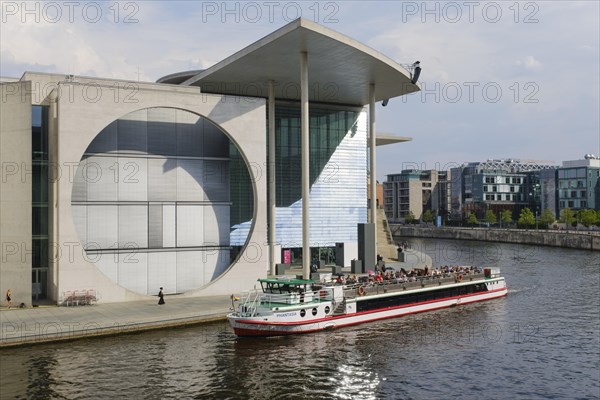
[
  {"left": 158, "top": 287, "right": 165, "bottom": 305},
  {"left": 6, "top": 289, "right": 12, "bottom": 308}
]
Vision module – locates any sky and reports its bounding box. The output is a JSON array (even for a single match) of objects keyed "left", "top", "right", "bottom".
[{"left": 1, "top": 0, "right": 598, "bottom": 181}]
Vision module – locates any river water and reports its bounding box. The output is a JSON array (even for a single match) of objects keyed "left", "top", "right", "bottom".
[{"left": 1, "top": 239, "right": 599, "bottom": 400}]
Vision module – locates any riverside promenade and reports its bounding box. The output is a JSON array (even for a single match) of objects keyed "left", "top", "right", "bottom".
[
  {"left": 391, "top": 225, "right": 600, "bottom": 251},
  {"left": 0, "top": 249, "right": 432, "bottom": 348},
  {"left": 0, "top": 294, "right": 232, "bottom": 348}
]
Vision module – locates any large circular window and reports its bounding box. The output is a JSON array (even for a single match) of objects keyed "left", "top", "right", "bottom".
[{"left": 71, "top": 108, "right": 254, "bottom": 295}]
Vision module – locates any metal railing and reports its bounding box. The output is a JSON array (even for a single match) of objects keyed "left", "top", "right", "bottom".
[
  {"left": 234, "top": 288, "right": 335, "bottom": 316},
  {"left": 343, "top": 273, "right": 486, "bottom": 298}
]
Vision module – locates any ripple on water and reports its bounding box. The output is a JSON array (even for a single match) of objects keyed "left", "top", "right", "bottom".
[{"left": 1, "top": 240, "right": 598, "bottom": 400}]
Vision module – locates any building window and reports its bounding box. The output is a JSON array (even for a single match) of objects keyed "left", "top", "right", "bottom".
[
  {"left": 70, "top": 107, "right": 254, "bottom": 295},
  {"left": 32, "top": 105, "right": 49, "bottom": 300}
]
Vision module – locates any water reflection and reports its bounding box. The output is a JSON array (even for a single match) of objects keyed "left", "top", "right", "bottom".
[{"left": 1, "top": 240, "right": 598, "bottom": 399}]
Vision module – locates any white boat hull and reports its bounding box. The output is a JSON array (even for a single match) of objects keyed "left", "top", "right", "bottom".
[{"left": 229, "top": 285, "right": 507, "bottom": 337}]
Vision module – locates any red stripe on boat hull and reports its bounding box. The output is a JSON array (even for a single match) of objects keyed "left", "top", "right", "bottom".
[{"left": 230, "top": 288, "right": 507, "bottom": 337}]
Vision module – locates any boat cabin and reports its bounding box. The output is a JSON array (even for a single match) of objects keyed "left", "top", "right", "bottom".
[
  {"left": 259, "top": 278, "right": 314, "bottom": 294},
  {"left": 258, "top": 278, "right": 317, "bottom": 304}
]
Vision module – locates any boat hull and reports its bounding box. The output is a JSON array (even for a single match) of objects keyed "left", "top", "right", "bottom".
[{"left": 229, "top": 286, "right": 507, "bottom": 337}]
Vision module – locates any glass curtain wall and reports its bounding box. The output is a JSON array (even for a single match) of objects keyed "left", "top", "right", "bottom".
[
  {"left": 272, "top": 103, "right": 367, "bottom": 258},
  {"left": 71, "top": 108, "right": 254, "bottom": 295},
  {"left": 32, "top": 105, "right": 49, "bottom": 299}
]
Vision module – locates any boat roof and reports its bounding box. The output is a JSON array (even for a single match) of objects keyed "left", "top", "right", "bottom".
[{"left": 259, "top": 278, "right": 314, "bottom": 285}]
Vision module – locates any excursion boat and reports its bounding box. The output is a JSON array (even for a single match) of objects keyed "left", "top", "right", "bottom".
[{"left": 227, "top": 268, "right": 508, "bottom": 337}]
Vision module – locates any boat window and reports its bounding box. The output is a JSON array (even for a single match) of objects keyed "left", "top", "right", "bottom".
[
  {"left": 312, "top": 308, "right": 317, "bottom": 316},
  {"left": 300, "top": 309, "right": 306, "bottom": 317}
]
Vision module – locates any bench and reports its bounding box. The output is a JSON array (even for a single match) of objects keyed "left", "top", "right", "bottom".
[{"left": 61, "top": 289, "right": 98, "bottom": 306}]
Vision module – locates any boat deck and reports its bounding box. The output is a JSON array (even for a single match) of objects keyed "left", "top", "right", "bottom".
[
  {"left": 343, "top": 272, "right": 489, "bottom": 299},
  {"left": 254, "top": 272, "right": 494, "bottom": 309}
]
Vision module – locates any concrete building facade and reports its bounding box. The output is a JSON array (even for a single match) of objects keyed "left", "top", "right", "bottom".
[
  {"left": 0, "top": 19, "right": 420, "bottom": 305},
  {"left": 384, "top": 169, "right": 451, "bottom": 222}
]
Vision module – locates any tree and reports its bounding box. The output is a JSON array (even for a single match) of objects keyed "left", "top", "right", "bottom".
[
  {"left": 466, "top": 213, "right": 478, "bottom": 226},
  {"left": 518, "top": 207, "right": 535, "bottom": 227},
  {"left": 484, "top": 210, "right": 497, "bottom": 225},
  {"left": 405, "top": 211, "right": 416, "bottom": 224},
  {"left": 500, "top": 210, "right": 513, "bottom": 225},
  {"left": 559, "top": 208, "right": 576, "bottom": 228},
  {"left": 596, "top": 210, "right": 600, "bottom": 227},
  {"left": 578, "top": 209, "right": 598, "bottom": 227},
  {"left": 422, "top": 209, "right": 433, "bottom": 224},
  {"left": 538, "top": 208, "right": 555, "bottom": 228}
]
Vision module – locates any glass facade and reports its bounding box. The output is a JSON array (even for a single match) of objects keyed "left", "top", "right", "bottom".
[
  {"left": 71, "top": 108, "right": 254, "bottom": 295},
  {"left": 32, "top": 105, "right": 49, "bottom": 299},
  {"left": 230, "top": 103, "right": 367, "bottom": 250},
  {"left": 557, "top": 167, "right": 599, "bottom": 210}
]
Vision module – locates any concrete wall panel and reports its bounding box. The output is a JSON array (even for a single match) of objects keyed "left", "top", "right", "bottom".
[
  {"left": 0, "top": 81, "right": 32, "bottom": 306},
  {"left": 27, "top": 72, "right": 269, "bottom": 302}
]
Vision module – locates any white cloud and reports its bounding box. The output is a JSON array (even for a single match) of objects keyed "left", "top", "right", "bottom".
[
  {"left": 516, "top": 56, "right": 542, "bottom": 70},
  {"left": 1, "top": 0, "right": 598, "bottom": 179}
]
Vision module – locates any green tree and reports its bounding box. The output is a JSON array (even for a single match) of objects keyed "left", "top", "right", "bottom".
[
  {"left": 518, "top": 207, "right": 535, "bottom": 227},
  {"left": 538, "top": 208, "right": 555, "bottom": 228},
  {"left": 578, "top": 209, "right": 598, "bottom": 227},
  {"left": 500, "top": 210, "right": 513, "bottom": 225},
  {"left": 466, "top": 213, "right": 478, "bottom": 226},
  {"left": 596, "top": 210, "right": 600, "bottom": 227},
  {"left": 405, "top": 211, "right": 416, "bottom": 224},
  {"left": 559, "top": 208, "right": 576, "bottom": 228},
  {"left": 484, "top": 210, "right": 497, "bottom": 225},
  {"left": 422, "top": 209, "right": 433, "bottom": 223}
]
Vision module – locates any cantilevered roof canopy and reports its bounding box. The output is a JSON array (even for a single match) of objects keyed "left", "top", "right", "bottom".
[
  {"left": 171, "top": 18, "right": 420, "bottom": 106},
  {"left": 375, "top": 133, "right": 413, "bottom": 147}
]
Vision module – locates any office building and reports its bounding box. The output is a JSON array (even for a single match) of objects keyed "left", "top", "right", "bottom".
[{"left": 0, "top": 19, "right": 420, "bottom": 304}]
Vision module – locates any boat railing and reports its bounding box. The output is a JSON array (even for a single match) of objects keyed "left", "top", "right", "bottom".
[
  {"left": 259, "top": 288, "right": 333, "bottom": 307},
  {"left": 344, "top": 272, "right": 487, "bottom": 298},
  {"left": 237, "top": 290, "right": 262, "bottom": 317}
]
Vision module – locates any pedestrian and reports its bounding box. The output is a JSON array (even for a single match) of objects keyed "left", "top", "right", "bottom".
[
  {"left": 158, "top": 287, "right": 165, "bottom": 305},
  {"left": 5, "top": 289, "right": 12, "bottom": 309}
]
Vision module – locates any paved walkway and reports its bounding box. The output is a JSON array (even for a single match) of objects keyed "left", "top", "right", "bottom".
[
  {"left": 0, "top": 248, "right": 433, "bottom": 348},
  {"left": 0, "top": 295, "right": 232, "bottom": 347}
]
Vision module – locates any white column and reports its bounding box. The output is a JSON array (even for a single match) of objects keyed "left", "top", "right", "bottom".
[
  {"left": 301, "top": 51, "right": 310, "bottom": 279},
  {"left": 369, "top": 84, "right": 377, "bottom": 244},
  {"left": 268, "top": 80, "right": 276, "bottom": 276}
]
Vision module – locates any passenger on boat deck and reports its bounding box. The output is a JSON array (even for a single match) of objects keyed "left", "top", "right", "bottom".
[{"left": 335, "top": 275, "right": 345, "bottom": 285}]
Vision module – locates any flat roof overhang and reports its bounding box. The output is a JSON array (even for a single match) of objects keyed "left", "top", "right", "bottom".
[
  {"left": 375, "top": 134, "right": 413, "bottom": 147},
  {"left": 176, "top": 18, "right": 420, "bottom": 106}
]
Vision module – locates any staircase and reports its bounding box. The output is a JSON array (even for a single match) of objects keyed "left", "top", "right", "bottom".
[
  {"left": 376, "top": 208, "right": 399, "bottom": 261},
  {"left": 332, "top": 299, "right": 346, "bottom": 316}
]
